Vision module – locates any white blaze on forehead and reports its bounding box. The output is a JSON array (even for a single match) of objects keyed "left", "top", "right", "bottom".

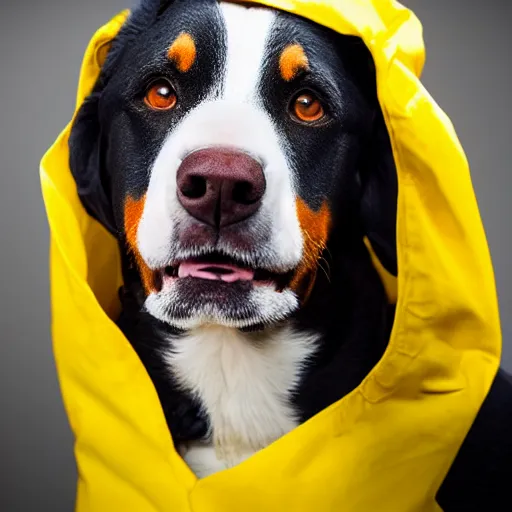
[{"left": 220, "top": 2, "right": 276, "bottom": 103}]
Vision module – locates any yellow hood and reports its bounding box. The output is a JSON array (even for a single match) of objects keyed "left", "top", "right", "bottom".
[{"left": 40, "top": 1, "right": 501, "bottom": 511}]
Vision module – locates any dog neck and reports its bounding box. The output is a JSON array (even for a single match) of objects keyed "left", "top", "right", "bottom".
[
  {"left": 166, "top": 323, "right": 319, "bottom": 475},
  {"left": 117, "top": 236, "right": 392, "bottom": 478}
]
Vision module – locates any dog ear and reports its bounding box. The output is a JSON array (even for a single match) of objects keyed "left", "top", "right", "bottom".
[
  {"left": 69, "top": 86, "right": 117, "bottom": 234},
  {"left": 339, "top": 36, "right": 398, "bottom": 276},
  {"left": 358, "top": 110, "right": 398, "bottom": 276}
]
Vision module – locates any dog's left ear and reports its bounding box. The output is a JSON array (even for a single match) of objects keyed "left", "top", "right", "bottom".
[
  {"left": 340, "top": 36, "right": 398, "bottom": 276},
  {"left": 358, "top": 110, "right": 398, "bottom": 276}
]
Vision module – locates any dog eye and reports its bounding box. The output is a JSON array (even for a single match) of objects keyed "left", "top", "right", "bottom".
[
  {"left": 291, "top": 92, "right": 325, "bottom": 123},
  {"left": 144, "top": 79, "right": 178, "bottom": 111}
]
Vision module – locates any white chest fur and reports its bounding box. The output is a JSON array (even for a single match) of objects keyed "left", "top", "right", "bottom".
[{"left": 163, "top": 325, "right": 318, "bottom": 478}]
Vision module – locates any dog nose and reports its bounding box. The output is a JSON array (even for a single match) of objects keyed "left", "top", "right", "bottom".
[{"left": 176, "top": 148, "right": 266, "bottom": 228}]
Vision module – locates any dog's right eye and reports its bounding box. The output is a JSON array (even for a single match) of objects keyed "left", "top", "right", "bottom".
[{"left": 144, "top": 79, "right": 178, "bottom": 111}]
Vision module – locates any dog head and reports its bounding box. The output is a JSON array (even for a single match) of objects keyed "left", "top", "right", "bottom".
[{"left": 69, "top": 0, "right": 397, "bottom": 331}]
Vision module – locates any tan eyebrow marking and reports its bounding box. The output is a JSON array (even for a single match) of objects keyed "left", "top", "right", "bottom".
[
  {"left": 279, "top": 43, "right": 309, "bottom": 82},
  {"left": 167, "top": 32, "right": 197, "bottom": 73}
]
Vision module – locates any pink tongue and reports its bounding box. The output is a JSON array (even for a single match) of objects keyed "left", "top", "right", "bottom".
[{"left": 178, "top": 261, "right": 255, "bottom": 282}]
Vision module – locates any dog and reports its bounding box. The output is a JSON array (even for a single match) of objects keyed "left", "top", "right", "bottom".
[{"left": 69, "top": 0, "right": 400, "bottom": 479}]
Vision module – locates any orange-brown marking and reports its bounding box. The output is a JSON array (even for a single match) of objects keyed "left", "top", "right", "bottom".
[
  {"left": 279, "top": 43, "right": 309, "bottom": 82},
  {"left": 291, "top": 200, "right": 332, "bottom": 301},
  {"left": 124, "top": 195, "right": 155, "bottom": 294},
  {"left": 167, "top": 32, "right": 197, "bottom": 73}
]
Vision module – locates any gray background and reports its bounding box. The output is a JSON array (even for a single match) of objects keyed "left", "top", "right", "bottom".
[{"left": 0, "top": 0, "right": 510, "bottom": 510}]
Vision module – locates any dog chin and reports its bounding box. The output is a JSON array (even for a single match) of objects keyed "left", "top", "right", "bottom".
[{"left": 144, "top": 279, "right": 299, "bottom": 331}]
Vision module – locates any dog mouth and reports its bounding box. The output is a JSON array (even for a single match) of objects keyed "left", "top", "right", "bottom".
[
  {"left": 157, "top": 252, "right": 293, "bottom": 291},
  {"left": 144, "top": 251, "right": 301, "bottom": 329}
]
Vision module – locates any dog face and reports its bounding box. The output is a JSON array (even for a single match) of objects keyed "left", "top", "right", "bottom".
[{"left": 70, "top": 0, "right": 397, "bottom": 331}]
